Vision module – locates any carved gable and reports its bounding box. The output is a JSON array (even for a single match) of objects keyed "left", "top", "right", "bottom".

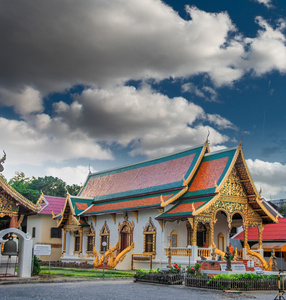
[
  {"left": 220, "top": 167, "right": 246, "bottom": 197},
  {"left": 0, "top": 194, "right": 17, "bottom": 217}
]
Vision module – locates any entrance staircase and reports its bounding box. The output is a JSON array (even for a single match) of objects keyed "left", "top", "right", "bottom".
[{"left": 239, "top": 259, "right": 256, "bottom": 272}]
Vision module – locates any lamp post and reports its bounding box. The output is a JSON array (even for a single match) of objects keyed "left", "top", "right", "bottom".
[
  {"left": 102, "top": 241, "right": 107, "bottom": 279},
  {"left": 187, "top": 245, "right": 192, "bottom": 267}
]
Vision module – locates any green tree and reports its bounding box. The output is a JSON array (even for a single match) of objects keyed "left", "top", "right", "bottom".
[
  {"left": 9, "top": 173, "right": 82, "bottom": 203},
  {"left": 278, "top": 203, "right": 286, "bottom": 217}
]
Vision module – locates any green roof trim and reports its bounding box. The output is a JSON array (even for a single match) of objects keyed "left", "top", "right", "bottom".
[{"left": 156, "top": 195, "right": 215, "bottom": 220}]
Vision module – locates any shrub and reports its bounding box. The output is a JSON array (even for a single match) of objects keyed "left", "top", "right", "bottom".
[{"left": 32, "top": 255, "right": 41, "bottom": 276}]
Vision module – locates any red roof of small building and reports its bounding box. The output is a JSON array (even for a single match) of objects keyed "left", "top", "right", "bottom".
[
  {"left": 235, "top": 217, "right": 286, "bottom": 241},
  {"left": 40, "top": 195, "right": 66, "bottom": 215}
]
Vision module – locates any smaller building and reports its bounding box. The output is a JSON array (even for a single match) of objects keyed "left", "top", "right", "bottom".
[
  {"left": 234, "top": 217, "right": 286, "bottom": 270},
  {"left": 27, "top": 194, "right": 66, "bottom": 261}
]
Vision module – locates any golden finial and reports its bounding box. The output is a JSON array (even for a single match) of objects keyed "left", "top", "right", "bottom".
[
  {"left": 239, "top": 131, "right": 244, "bottom": 145},
  {"left": 206, "top": 129, "right": 210, "bottom": 143},
  {"left": 192, "top": 202, "right": 196, "bottom": 213},
  {"left": 0, "top": 150, "right": 6, "bottom": 172}
]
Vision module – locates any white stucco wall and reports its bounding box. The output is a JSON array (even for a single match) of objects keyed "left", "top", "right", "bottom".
[{"left": 27, "top": 214, "right": 62, "bottom": 261}]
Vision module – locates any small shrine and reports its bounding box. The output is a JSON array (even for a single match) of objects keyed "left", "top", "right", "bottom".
[{"left": 0, "top": 151, "right": 41, "bottom": 277}]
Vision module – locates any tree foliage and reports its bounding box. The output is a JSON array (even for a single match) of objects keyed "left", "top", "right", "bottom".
[
  {"left": 9, "top": 172, "right": 82, "bottom": 203},
  {"left": 278, "top": 203, "right": 286, "bottom": 217}
]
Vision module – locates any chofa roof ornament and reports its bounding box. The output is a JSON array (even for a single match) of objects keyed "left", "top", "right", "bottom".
[{"left": 0, "top": 150, "right": 6, "bottom": 172}]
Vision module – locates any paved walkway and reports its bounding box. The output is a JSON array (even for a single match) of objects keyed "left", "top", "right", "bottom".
[{"left": 0, "top": 278, "right": 280, "bottom": 299}]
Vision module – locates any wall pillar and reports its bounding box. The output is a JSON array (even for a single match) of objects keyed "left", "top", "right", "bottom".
[
  {"left": 258, "top": 224, "right": 264, "bottom": 249},
  {"left": 62, "top": 229, "right": 67, "bottom": 256},
  {"left": 9, "top": 215, "right": 18, "bottom": 228},
  {"left": 243, "top": 222, "right": 248, "bottom": 259},
  {"left": 191, "top": 218, "right": 198, "bottom": 246}
]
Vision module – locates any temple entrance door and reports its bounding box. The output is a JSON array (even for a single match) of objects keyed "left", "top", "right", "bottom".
[
  {"left": 120, "top": 225, "right": 130, "bottom": 252},
  {"left": 197, "top": 223, "right": 206, "bottom": 247},
  {"left": 218, "top": 233, "right": 225, "bottom": 252}
]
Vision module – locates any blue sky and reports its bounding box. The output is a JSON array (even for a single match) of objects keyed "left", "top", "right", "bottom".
[{"left": 0, "top": 0, "right": 285, "bottom": 199}]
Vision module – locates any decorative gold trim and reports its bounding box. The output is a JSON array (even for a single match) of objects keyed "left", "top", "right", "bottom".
[
  {"left": 56, "top": 193, "right": 80, "bottom": 228},
  {"left": 17, "top": 214, "right": 24, "bottom": 228},
  {"left": 36, "top": 192, "right": 44, "bottom": 206},
  {"left": 161, "top": 140, "right": 209, "bottom": 208},
  {"left": 215, "top": 146, "right": 240, "bottom": 194},
  {"left": 157, "top": 219, "right": 164, "bottom": 231},
  {"left": 188, "top": 218, "right": 193, "bottom": 229},
  {"left": 132, "top": 211, "right": 138, "bottom": 222},
  {"left": 100, "top": 221, "right": 110, "bottom": 253},
  {"left": 170, "top": 230, "right": 178, "bottom": 247},
  {"left": 111, "top": 213, "right": 116, "bottom": 224},
  {"left": 160, "top": 185, "right": 188, "bottom": 207},
  {"left": 157, "top": 208, "right": 164, "bottom": 214},
  {"left": 143, "top": 217, "right": 156, "bottom": 257},
  {"left": 192, "top": 192, "right": 220, "bottom": 216},
  {"left": 92, "top": 216, "right": 97, "bottom": 225}
]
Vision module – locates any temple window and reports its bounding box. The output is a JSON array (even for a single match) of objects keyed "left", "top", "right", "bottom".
[
  {"left": 170, "top": 230, "right": 178, "bottom": 247},
  {"left": 32, "top": 227, "right": 36, "bottom": 238},
  {"left": 51, "top": 227, "right": 62, "bottom": 238},
  {"left": 86, "top": 224, "right": 95, "bottom": 254},
  {"left": 74, "top": 231, "right": 81, "bottom": 253},
  {"left": 100, "top": 221, "right": 110, "bottom": 253},
  {"left": 143, "top": 217, "right": 156, "bottom": 255}
]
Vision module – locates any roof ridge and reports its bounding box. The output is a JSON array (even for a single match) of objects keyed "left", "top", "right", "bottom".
[
  {"left": 88, "top": 143, "right": 206, "bottom": 177},
  {"left": 204, "top": 145, "right": 238, "bottom": 157}
]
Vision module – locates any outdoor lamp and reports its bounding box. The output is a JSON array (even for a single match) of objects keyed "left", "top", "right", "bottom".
[
  {"left": 187, "top": 245, "right": 192, "bottom": 267},
  {"left": 102, "top": 241, "right": 107, "bottom": 278}
]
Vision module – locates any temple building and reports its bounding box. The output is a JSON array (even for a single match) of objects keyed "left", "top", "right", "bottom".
[
  {"left": 54, "top": 141, "right": 277, "bottom": 270},
  {"left": 0, "top": 165, "right": 41, "bottom": 231}
]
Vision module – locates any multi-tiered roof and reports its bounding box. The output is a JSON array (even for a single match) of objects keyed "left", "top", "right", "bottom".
[{"left": 57, "top": 140, "right": 276, "bottom": 224}]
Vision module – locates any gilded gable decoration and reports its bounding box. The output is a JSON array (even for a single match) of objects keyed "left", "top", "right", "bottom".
[
  {"left": 220, "top": 168, "right": 247, "bottom": 197},
  {"left": 0, "top": 193, "right": 17, "bottom": 218}
]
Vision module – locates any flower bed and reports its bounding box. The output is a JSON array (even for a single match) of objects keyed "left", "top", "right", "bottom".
[
  {"left": 185, "top": 274, "right": 279, "bottom": 291},
  {"left": 134, "top": 263, "right": 183, "bottom": 285},
  {"left": 134, "top": 272, "right": 183, "bottom": 285}
]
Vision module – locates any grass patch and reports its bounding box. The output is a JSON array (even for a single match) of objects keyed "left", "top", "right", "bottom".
[{"left": 40, "top": 267, "right": 135, "bottom": 278}]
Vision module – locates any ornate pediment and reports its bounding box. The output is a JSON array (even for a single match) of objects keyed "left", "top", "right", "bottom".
[
  {"left": 0, "top": 193, "right": 18, "bottom": 217},
  {"left": 220, "top": 167, "right": 247, "bottom": 197}
]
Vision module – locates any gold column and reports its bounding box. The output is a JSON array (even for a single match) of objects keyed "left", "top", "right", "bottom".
[
  {"left": 191, "top": 218, "right": 198, "bottom": 246},
  {"left": 258, "top": 224, "right": 264, "bottom": 249},
  {"left": 79, "top": 228, "right": 83, "bottom": 255},
  {"left": 210, "top": 221, "right": 214, "bottom": 247},
  {"left": 243, "top": 222, "right": 248, "bottom": 247},
  {"left": 62, "top": 229, "right": 67, "bottom": 256}
]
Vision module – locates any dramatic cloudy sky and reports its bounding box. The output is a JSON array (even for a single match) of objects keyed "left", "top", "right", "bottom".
[{"left": 0, "top": 0, "right": 285, "bottom": 199}]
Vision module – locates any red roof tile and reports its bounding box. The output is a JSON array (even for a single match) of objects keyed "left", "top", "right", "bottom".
[
  {"left": 75, "top": 202, "right": 89, "bottom": 211},
  {"left": 167, "top": 201, "right": 205, "bottom": 214},
  {"left": 189, "top": 157, "right": 228, "bottom": 192},
  {"left": 81, "top": 154, "right": 195, "bottom": 198},
  {"left": 83, "top": 194, "right": 172, "bottom": 215},
  {"left": 235, "top": 218, "right": 286, "bottom": 241},
  {"left": 40, "top": 195, "right": 66, "bottom": 215}
]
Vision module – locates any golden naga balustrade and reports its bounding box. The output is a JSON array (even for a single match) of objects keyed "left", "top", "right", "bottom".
[
  {"left": 245, "top": 243, "right": 274, "bottom": 271},
  {"left": 108, "top": 241, "right": 134, "bottom": 269},
  {"left": 93, "top": 242, "right": 119, "bottom": 268}
]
